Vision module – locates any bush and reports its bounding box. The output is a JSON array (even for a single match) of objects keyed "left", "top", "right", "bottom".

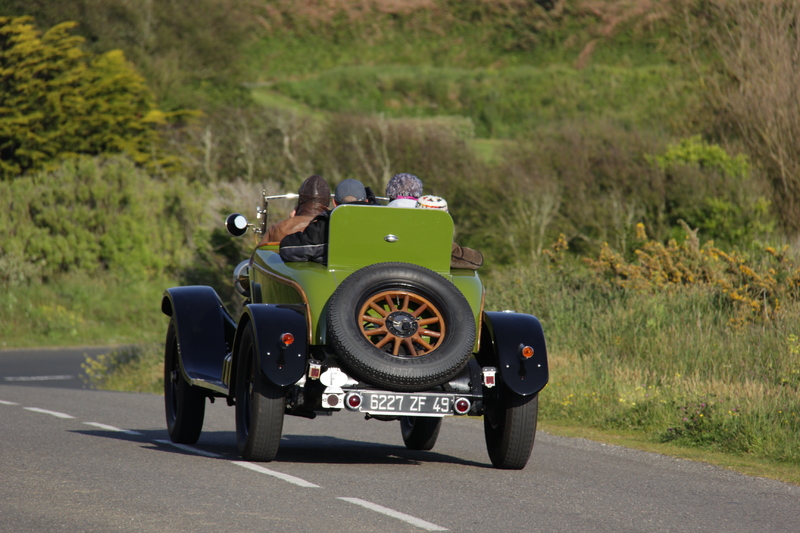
[
  {"left": 701, "top": 0, "right": 800, "bottom": 237},
  {"left": 484, "top": 233, "right": 800, "bottom": 464},
  {"left": 83, "top": 343, "right": 163, "bottom": 393},
  {"left": 0, "top": 155, "right": 202, "bottom": 283},
  {"left": 0, "top": 17, "right": 172, "bottom": 179}
]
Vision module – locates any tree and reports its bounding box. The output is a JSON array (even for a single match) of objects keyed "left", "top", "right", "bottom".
[{"left": 0, "top": 16, "right": 168, "bottom": 179}]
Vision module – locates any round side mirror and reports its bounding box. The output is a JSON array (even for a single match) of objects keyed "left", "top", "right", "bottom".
[{"left": 225, "top": 213, "right": 249, "bottom": 237}]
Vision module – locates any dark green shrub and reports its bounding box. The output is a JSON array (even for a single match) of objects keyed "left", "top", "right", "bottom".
[
  {"left": 0, "top": 17, "right": 174, "bottom": 179},
  {"left": 0, "top": 155, "right": 202, "bottom": 283}
]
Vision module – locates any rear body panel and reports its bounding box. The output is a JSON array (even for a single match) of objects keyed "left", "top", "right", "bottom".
[{"left": 251, "top": 205, "right": 484, "bottom": 348}]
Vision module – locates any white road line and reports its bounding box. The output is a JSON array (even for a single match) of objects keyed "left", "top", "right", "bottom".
[
  {"left": 153, "top": 439, "right": 223, "bottom": 458},
  {"left": 83, "top": 422, "right": 143, "bottom": 435},
  {"left": 0, "top": 400, "right": 19, "bottom": 405},
  {"left": 4, "top": 375, "right": 74, "bottom": 382},
  {"left": 339, "top": 497, "right": 448, "bottom": 532},
  {"left": 24, "top": 407, "right": 75, "bottom": 419},
  {"left": 232, "top": 461, "right": 320, "bottom": 488}
]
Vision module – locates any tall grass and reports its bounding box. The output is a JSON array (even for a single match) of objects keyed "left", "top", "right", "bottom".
[{"left": 485, "top": 234, "right": 800, "bottom": 464}]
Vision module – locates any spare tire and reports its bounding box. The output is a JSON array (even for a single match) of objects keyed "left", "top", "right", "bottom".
[{"left": 327, "top": 262, "right": 476, "bottom": 392}]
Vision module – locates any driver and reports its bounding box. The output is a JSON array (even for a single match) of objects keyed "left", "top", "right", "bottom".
[{"left": 257, "top": 175, "right": 330, "bottom": 246}]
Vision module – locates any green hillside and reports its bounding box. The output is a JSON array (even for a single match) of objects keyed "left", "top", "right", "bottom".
[{"left": 3, "top": 1, "right": 800, "bottom": 480}]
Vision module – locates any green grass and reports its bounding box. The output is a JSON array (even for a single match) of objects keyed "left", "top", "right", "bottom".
[
  {"left": 0, "top": 272, "right": 173, "bottom": 349},
  {"left": 266, "top": 64, "right": 697, "bottom": 139},
  {"left": 484, "top": 255, "right": 800, "bottom": 468}
]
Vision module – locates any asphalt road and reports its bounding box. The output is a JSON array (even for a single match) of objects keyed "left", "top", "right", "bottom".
[
  {"left": 0, "top": 346, "right": 111, "bottom": 389},
  {"left": 1, "top": 350, "right": 799, "bottom": 532}
]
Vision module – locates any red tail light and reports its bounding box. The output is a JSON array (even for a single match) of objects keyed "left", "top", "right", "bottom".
[
  {"left": 345, "top": 392, "right": 362, "bottom": 410},
  {"left": 280, "top": 332, "right": 294, "bottom": 346},
  {"left": 454, "top": 397, "right": 471, "bottom": 415}
]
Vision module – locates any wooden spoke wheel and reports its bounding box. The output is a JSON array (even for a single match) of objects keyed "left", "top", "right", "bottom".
[
  {"left": 327, "top": 262, "right": 476, "bottom": 392},
  {"left": 359, "top": 290, "right": 445, "bottom": 357}
]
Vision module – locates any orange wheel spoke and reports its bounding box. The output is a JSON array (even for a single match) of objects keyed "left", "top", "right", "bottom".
[
  {"left": 363, "top": 326, "right": 388, "bottom": 337},
  {"left": 403, "top": 338, "right": 417, "bottom": 356},
  {"left": 359, "top": 290, "right": 445, "bottom": 356},
  {"left": 375, "top": 335, "right": 393, "bottom": 348},
  {"left": 412, "top": 334, "right": 433, "bottom": 351},
  {"left": 368, "top": 302, "right": 388, "bottom": 317},
  {"left": 411, "top": 303, "right": 428, "bottom": 317}
]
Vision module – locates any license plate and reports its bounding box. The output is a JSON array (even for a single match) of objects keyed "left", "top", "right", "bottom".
[{"left": 360, "top": 392, "right": 455, "bottom": 416}]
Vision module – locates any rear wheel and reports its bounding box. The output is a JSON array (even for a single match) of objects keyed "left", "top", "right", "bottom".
[
  {"left": 484, "top": 389, "right": 538, "bottom": 470},
  {"left": 235, "top": 324, "right": 285, "bottom": 461},
  {"left": 164, "top": 319, "right": 206, "bottom": 444},
  {"left": 400, "top": 416, "right": 443, "bottom": 451}
]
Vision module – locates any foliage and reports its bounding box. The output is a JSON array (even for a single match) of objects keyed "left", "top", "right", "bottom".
[
  {"left": 0, "top": 17, "right": 173, "bottom": 179},
  {"left": 583, "top": 223, "right": 800, "bottom": 327},
  {"left": 83, "top": 343, "right": 163, "bottom": 393},
  {"left": 649, "top": 136, "right": 775, "bottom": 247},
  {"left": 485, "top": 234, "right": 800, "bottom": 464},
  {"left": 697, "top": 0, "right": 800, "bottom": 237},
  {"left": 0, "top": 156, "right": 202, "bottom": 283},
  {"left": 0, "top": 271, "right": 172, "bottom": 348},
  {"left": 0, "top": 0, "right": 257, "bottom": 110}
]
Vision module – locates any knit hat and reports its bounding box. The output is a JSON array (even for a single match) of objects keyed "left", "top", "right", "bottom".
[
  {"left": 385, "top": 173, "right": 423, "bottom": 200},
  {"left": 334, "top": 179, "right": 367, "bottom": 204},
  {"left": 416, "top": 195, "right": 448, "bottom": 212},
  {"left": 298, "top": 175, "right": 330, "bottom": 207}
]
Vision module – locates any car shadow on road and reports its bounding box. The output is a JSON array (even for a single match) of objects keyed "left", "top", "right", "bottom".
[
  {"left": 71, "top": 428, "right": 489, "bottom": 468},
  {"left": 275, "top": 433, "right": 488, "bottom": 468}
]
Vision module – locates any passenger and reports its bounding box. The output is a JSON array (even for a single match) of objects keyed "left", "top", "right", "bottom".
[
  {"left": 416, "top": 195, "right": 484, "bottom": 270},
  {"left": 279, "top": 179, "right": 369, "bottom": 263},
  {"left": 257, "top": 175, "right": 330, "bottom": 246},
  {"left": 385, "top": 173, "right": 423, "bottom": 208}
]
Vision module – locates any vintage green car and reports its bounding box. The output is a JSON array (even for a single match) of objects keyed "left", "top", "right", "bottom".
[{"left": 161, "top": 193, "right": 548, "bottom": 469}]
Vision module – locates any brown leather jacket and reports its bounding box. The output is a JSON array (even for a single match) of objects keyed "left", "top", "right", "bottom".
[{"left": 258, "top": 201, "right": 329, "bottom": 246}]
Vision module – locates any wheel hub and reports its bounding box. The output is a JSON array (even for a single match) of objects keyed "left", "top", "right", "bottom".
[{"left": 386, "top": 311, "right": 419, "bottom": 338}]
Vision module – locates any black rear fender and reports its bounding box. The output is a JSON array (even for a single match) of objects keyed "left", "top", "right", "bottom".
[
  {"left": 230, "top": 304, "right": 308, "bottom": 395},
  {"left": 477, "top": 311, "right": 548, "bottom": 396},
  {"left": 162, "top": 286, "right": 236, "bottom": 387}
]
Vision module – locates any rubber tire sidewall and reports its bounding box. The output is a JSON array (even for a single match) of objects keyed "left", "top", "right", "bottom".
[
  {"left": 483, "top": 388, "right": 538, "bottom": 470},
  {"left": 235, "top": 324, "right": 285, "bottom": 462},
  {"left": 327, "top": 262, "right": 476, "bottom": 392},
  {"left": 164, "top": 319, "right": 206, "bottom": 444},
  {"left": 400, "top": 416, "right": 443, "bottom": 451}
]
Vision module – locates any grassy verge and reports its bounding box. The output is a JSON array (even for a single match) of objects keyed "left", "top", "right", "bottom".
[
  {"left": 483, "top": 233, "right": 800, "bottom": 472},
  {"left": 0, "top": 272, "right": 174, "bottom": 349}
]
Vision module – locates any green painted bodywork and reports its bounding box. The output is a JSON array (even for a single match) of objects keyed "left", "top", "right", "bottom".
[{"left": 249, "top": 205, "right": 484, "bottom": 347}]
